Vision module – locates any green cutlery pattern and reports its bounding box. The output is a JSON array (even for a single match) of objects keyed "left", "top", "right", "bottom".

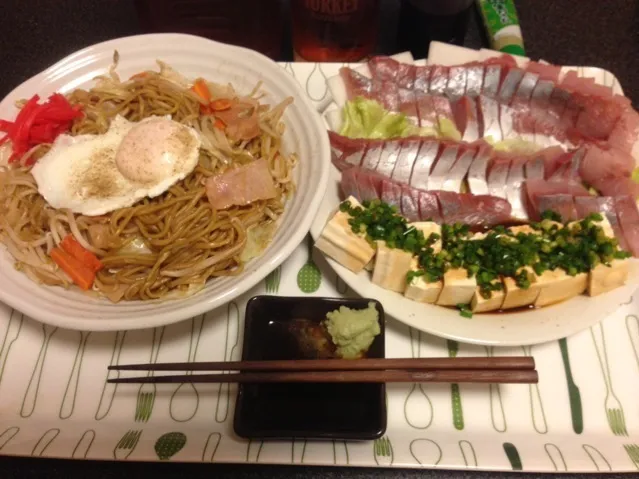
[
  {"left": 32, "top": 428, "right": 59, "bottom": 456},
  {"left": 246, "top": 439, "right": 264, "bottom": 463},
  {"left": 169, "top": 315, "right": 204, "bottom": 422},
  {"left": 264, "top": 265, "right": 281, "bottom": 294},
  {"left": 291, "top": 439, "right": 307, "bottom": 464},
  {"left": 305, "top": 63, "right": 329, "bottom": 102},
  {"left": 373, "top": 436, "right": 394, "bottom": 466},
  {"left": 215, "top": 301, "right": 239, "bottom": 423},
  {"left": 0, "top": 426, "right": 19, "bottom": 451},
  {"left": 20, "top": 324, "right": 57, "bottom": 418},
  {"left": 297, "top": 235, "right": 322, "bottom": 293},
  {"left": 332, "top": 440, "right": 349, "bottom": 465},
  {"left": 522, "top": 345, "right": 548, "bottom": 434},
  {"left": 623, "top": 444, "right": 639, "bottom": 469},
  {"left": 486, "top": 347, "right": 507, "bottom": 433},
  {"left": 626, "top": 315, "right": 639, "bottom": 371},
  {"left": 447, "top": 340, "right": 464, "bottom": 430},
  {"left": 582, "top": 444, "right": 611, "bottom": 471},
  {"left": 558, "top": 338, "right": 583, "bottom": 434},
  {"left": 544, "top": 443, "right": 567, "bottom": 471},
  {"left": 134, "top": 327, "right": 165, "bottom": 423},
  {"left": 155, "top": 432, "right": 187, "bottom": 460},
  {"left": 410, "top": 439, "right": 442, "bottom": 466},
  {"left": 202, "top": 432, "right": 222, "bottom": 462},
  {"left": 95, "top": 331, "right": 127, "bottom": 420},
  {"left": 458, "top": 440, "right": 477, "bottom": 467},
  {"left": 113, "top": 430, "right": 141, "bottom": 460},
  {"left": 404, "top": 328, "right": 433, "bottom": 429},
  {"left": 590, "top": 323, "right": 628, "bottom": 436},
  {"left": 0, "top": 310, "right": 23, "bottom": 391},
  {"left": 59, "top": 331, "right": 90, "bottom": 419},
  {"left": 503, "top": 442, "right": 522, "bottom": 470},
  {"left": 72, "top": 430, "right": 95, "bottom": 459}
]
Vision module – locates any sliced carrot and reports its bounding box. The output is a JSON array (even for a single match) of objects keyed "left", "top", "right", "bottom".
[
  {"left": 60, "top": 235, "right": 104, "bottom": 273},
  {"left": 213, "top": 118, "right": 226, "bottom": 130},
  {"left": 50, "top": 248, "right": 96, "bottom": 291},
  {"left": 200, "top": 103, "right": 212, "bottom": 115},
  {"left": 191, "top": 78, "right": 212, "bottom": 103},
  {"left": 210, "top": 99, "right": 233, "bottom": 111}
]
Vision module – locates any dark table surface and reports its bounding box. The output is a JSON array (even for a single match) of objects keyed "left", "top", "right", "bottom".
[{"left": 0, "top": 0, "right": 638, "bottom": 478}]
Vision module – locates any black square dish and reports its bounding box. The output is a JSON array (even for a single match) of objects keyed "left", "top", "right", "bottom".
[{"left": 233, "top": 296, "right": 387, "bottom": 440}]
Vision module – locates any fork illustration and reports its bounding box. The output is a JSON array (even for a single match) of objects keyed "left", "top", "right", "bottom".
[
  {"left": 590, "top": 323, "right": 628, "bottom": 436},
  {"left": 264, "top": 266, "right": 281, "bottom": 294},
  {"left": 135, "top": 327, "right": 165, "bottom": 422},
  {"left": 626, "top": 315, "right": 639, "bottom": 372},
  {"left": 373, "top": 436, "right": 393, "bottom": 466},
  {"left": 0, "top": 310, "right": 23, "bottom": 392},
  {"left": 113, "top": 429, "right": 142, "bottom": 460},
  {"left": 624, "top": 444, "right": 639, "bottom": 469}
]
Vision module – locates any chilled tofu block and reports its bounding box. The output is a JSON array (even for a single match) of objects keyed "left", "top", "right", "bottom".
[
  {"left": 315, "top": 196, "right": 375, "bottom": 273},
  {"left": 471, "top": 281, "right": 506, "bottom": 313},
  {"left": 372, "top": 242, "right": 414, "bottom": 292},
  {"left": 502, "top": 267, "right": 541, "bottom": 309},
  {"left": 410, "top": 222, "right": 443, "bottom": 253},
  {"left": 589, "top": 259, "right": 629, "bottom": 296},
  {"left": 437, "top": 268, "right": 477, "bottom": 306},
  {"left": 534, "top": 269, "right": 588, "bottom": 307},
  {"left": 405, "top": 258, "right": 443, "bottom": 303}
]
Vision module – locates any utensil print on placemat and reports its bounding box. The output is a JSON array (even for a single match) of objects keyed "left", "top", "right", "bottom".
[
  {"left": 20, "top": 324, "right": 57, "bottom": 418},
  {"left": 170, "top": 315, "right": 204, "bottom": 422},
  {"left": 458, "top": 440, "right": 477, "bottom": 467},
  {"left": 410, "top": 438, "right": 443, "bottom": 466},
  {"left": 246, "top": 439, "right": 264, "bottom": 463},
  {"left": 373, "top": 436, "right": 393, "bottom": 466},
  {"left": 503, "top": 442, "right": 522, "bottom": 470},
  {"left": 582, "top": 444, "right": 611, "bottom": 471},
  {"left": 134, "top": 327, "right": 165, "bottom": 423},
  {"left": 202, "top": 432, "right": 221, "bottom": 462},
  {"left": 521, "top": 345, "right": 548, "bottom": 434},
  {"left": 113, "top": 430, "right": 141, "bottom": 460},
  {"left": 305, "top": 63, "right": 329, "bottom": 102},
  {"left": 620, "top": 295, "right": 634, "bottom": 306},
  {"left": 623, "top": 444, "right": 639, "bottom": 469},
  {"left": 297, "top": 234, "right": 321, "bottom": 293},
  {"left": 544, "top": 443, "right": 567, "bottom": 471},
  {"left": 264, "top": 266, "right": 282, "bottom": 294},
  {"left": 155, "top": 432, "right": 187, "bottom": 461},
  {"left": 333, "top": 440, "right": 349, "bottom": 465},
  {"left": 72, "top": 430, "right": 95, "bottom": 459},
  {"left": 558, "top": 337, "right": 583, "bottom": 434},
  {"left": 31, "top": 428, "right": 60, "bottom": 457},
  {"left": 404, "top": 328, "right": 433, "bottom": 429},
  {"left": 283, "top": 62, "right": 297, "bottom": 79},
  {"left": 95, "top": 331, "right": 127, "bottom": 420},
  {"left": 291, "top": 439, "right": 307, "bottom": 464},
  {"left": 0, "top": 310, "right": 23, "bottom": 391},
  {"left": 0, "top": 426, "right": 19, "bottom": 451},
  {"left": 215, "top": 301, "right": 239, "bottom": 423},
  {"left": 590, "top": 323, "right": 628, "bottom": 436},
  {"left": 486, "top": 347, "right": 507, "bottom": 433},
  {"left": 447, "top": 340, "right": 464, "bottom": 430},
  {"left": 59, "top": 331, "right": 91, "bottom": 419},
  {"left": 625, "top": 315, "right": 639, "bottom": 371}
]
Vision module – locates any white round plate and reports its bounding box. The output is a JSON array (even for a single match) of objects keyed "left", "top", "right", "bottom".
[{"left": 0, "top": 33, "right": 330, "bottom": 331}]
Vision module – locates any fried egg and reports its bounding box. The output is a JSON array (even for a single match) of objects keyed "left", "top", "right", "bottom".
[{"left": 31, "top": 115, "right": 201, "bottom": 216}]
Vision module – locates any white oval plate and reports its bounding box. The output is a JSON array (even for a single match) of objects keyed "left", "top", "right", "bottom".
[
  {"left": 310, "top": 50, "right": 639, "bottom": 346},
  {"left": 0, "top": 33, "right": 330, "bottom": 331}
]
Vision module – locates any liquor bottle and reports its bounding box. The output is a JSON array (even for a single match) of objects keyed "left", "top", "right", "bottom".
[{"left": 291, "top": 0, "right": 380, "bottom": 62}]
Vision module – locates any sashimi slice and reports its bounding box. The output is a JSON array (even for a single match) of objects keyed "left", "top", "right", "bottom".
[
  {"left": 391, "top": 138, "right": 421, "bottom": 184},
  {"left": 371, "top": 78, "right": 400, "bottom": 111},
  {"left": 464, "top": 64, "right": 485, "bottom": 97},
  {"left": 397, "top": 63, "right": 417, "bottom": 89},
  {"left": 340, "top": 167, "right": 361, "bottom": 199},
  {"left": 574, "top": 196, "right": 629, "bottom": 251},
  {"left": 355, "top": 168, "right": 384, "bottom": 201},
  {"left": 446, "top": 66, "right": 467, "bottom": 100},
  {"left": 530, "top": 79, "right": 554, "bottom": 107},
  {"left": 418, "top": 191, "right": 442, "bottom": 222},
  {"left": 506, "top": 159, "right": 527, "bottom": 220},
  {"left": 361, "top": 140, "right": 384, "bottom": 171},
  {"left": 410, "top": 139, "right": 440, "bottom": 190},
  {"left": 513, "top": 72, "right": 539, "bottom": 103},
  {"left": 442, "top": 148, "right": 476, "bottom": 192},
  {"left": 525, "top": 61, "right": 561, "bottom": 83},
  {"left": 594, "top": 176, "right": 639, "bottom": 198},
  {"left": 428, "top": 144, "right": 460, "bottom": 190},
  {"left": 524, "top": 156, "right": 545, "bottom": 180},
  {"left": 487, "top": 157, "right": 511, "bottom": 199},
  {"left": 435, "top": 190, "right": 512, "bottom": 227},
  {"left": 429, "top": 65, "right": 449, "bottom": 95},
  {"left": 609, "top": 108, "right": 639, "bottom": 154},
  {"left": 524, "top": 179, "right": 590, "bottom": 220},
  {"left": 416, "top": 94, "right": 438, "bottom": 128},
  {"left": 482, "top": 64, "right": 502, "bottom": 98},
  {"left": 615, "top": 196, "right": 639, "bottom": 257},
  {"left": 400, "top": 184, "right": 421, "bottom": 221},
  {"left": 452, "top": 96, "right": 480, "bottom": 142},
  {"left": 579, "top": 144, "right": 635, "bottom": 187},
  {"left": 368, "top": 56, "right": 401, "bottom": 81},
  {"left": 398, "top": 88, "right": 420, "bottom": 123},
  {"left": 536, "top": 194, "right": 578, "bottom": 221},
  {"left": 467, "top": 146, "right": 491, "bottom": 195},
  {"left": 414, "top": 65, "right": 433, "bottom": 93},
  {"left": 340, "top": 67, "right": 373, "bottom": 99},
  {"left": 478, "top": 95, "right": 503, "bottom": 141},
  {"left": 499, "top": 103, "right": 518, "bottom": 139},
  {"left": 375, "top": 141, "right": 402, "bottom": 178},
  {"left": 498, "top": 68, "right": 525, "bottom": 104},
  {"left": 380, "top": 179, "right": 403, "bottom": 211},
  {"left": 328, "top": 131, "right": 368, "bottom": 171},
  {"left": 432, "top": 96, "right": 456, "bottom": 127}
]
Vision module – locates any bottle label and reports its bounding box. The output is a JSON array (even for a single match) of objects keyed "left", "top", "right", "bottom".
[{"left": 303, "top": 0, "right": 360, "bottom": 21}]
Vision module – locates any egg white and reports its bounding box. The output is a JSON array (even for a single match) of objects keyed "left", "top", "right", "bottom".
[{"left": 31, "top": 115, "right": 201, "bottom": 216}]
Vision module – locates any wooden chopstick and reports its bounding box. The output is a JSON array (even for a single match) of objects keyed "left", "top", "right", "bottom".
[
  {"left": 107, "top": 369, "right": 538, "bottom": 384},
  {"left": 109, "top": 356, "right": 535, "bottom": 372}
]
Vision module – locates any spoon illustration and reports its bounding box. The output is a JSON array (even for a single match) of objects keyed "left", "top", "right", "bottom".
[
  {"left": 582, "top": 444, "right": 611, "bottom": 471},
  {"left": 0, "top": 426, "right": 19, "bottom": 451},
  {"left": 72, "top": 430, "right": 96, "bottom": 459},
  {"left": 297, "top": 234, "right": 321, "bottom": 293},
  {"left": 0, "top": 310, "right": 23, "bottom": 394},
  {"left": 202, "top": 432, "right": 222, "bottom": 462},
  {"left": 95, "top": 331, "right": 127, "bottom": 420},
  {"left": 404, "top": 328, "right": 433, "bottom": 429},
  {"left": 458, "top": 440, "right": 477, "bottom": 467},
  {"left": 170, "top": 315, "right": 205, "bottom": 422},
  {"left": 21, "top": 324, "right": 57, "bottom": 418},
  {"left": 410, "top": 438, "right": 442, "bottom": 466},
  {"left": 60, "top": 331, "right": 91, "bottom": 419},
  {"left": 486, "top": 346, "right": 507, "bottom": 433},
  {"left": 215, "top": 302, "right": 239, "bottom": 423},
  {"left": 544, "top": 443, "right": 567, "bottom": 471},
  {"left": 32, "top": 428, "right": 60, "bottom": 457},
  {"left": 521, "top": 345, "right": 548, "bottom": 434},
  {"left": 305, "top": 63, "right": 329, "bottom": 103},
  {"left": 155, "top": 432, "right": 187, "bottom": 461}
]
